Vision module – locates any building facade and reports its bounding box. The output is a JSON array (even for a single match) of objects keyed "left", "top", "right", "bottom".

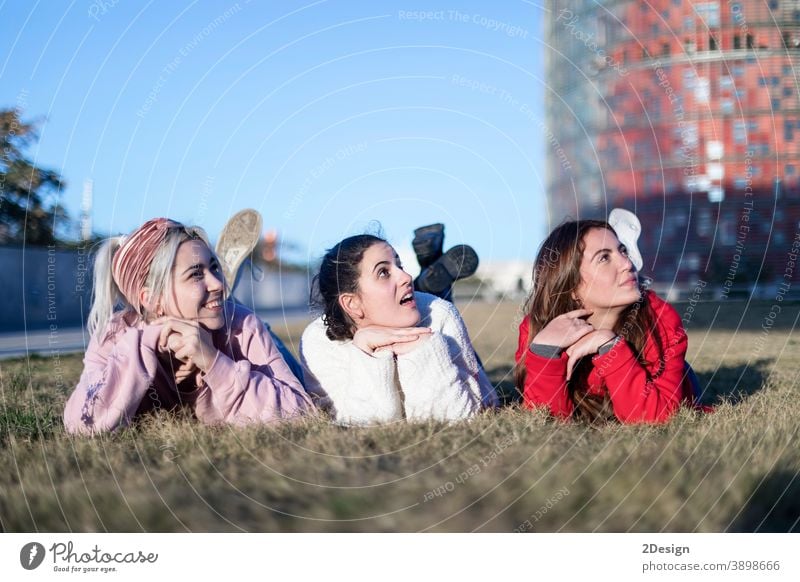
[{"left": 545, "top": 0, "right": 800, "bottom": 290}]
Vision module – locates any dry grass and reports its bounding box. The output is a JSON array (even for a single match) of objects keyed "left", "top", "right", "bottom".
[{"left": 1, "top": 300, "right": 798, "bottom": 532}]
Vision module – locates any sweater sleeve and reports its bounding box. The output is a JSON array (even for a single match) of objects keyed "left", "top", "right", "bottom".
[
  {"left": 196, "top": 313, "right": 314, "bottom": 425},
  {"left": 63, "top": 324, "right": 161, "bottom": 435},
  {"left": 299, "top": 319, "right": 402, "bottom": 425},
  {"left": 516, "top": 317, "right": 573, "bottom": 418},
  {"left": 593, "top": 300, "right": 688, "bottom": 423}
]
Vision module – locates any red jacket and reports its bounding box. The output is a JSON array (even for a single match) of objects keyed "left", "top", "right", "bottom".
[{"left": 515, "top": 291, "right": 697, "bottom": 424}]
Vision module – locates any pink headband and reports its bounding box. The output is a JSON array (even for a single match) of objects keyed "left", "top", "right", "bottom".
[{"left": 112, "top": 218, "right": 183, "bottom": 313}]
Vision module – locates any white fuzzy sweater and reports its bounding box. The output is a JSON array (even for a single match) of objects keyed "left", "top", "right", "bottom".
[{"left": 299, "top": 292, "right": 497, "bottom": 426}]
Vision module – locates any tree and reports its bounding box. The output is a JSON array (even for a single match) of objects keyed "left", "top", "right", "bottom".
[{"left": 0, "top": 109, "right": 67, "bottom": 245}]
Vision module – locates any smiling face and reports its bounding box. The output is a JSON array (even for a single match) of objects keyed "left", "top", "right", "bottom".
[
  {"left": 574, "top": 228, "right": 641, "bottom": 318},
  {"left": 340, "top": 242, "right": 420, "bottom": 330},
  {"left": 162, "top": 239, "right": 226, "bottom": 330}
]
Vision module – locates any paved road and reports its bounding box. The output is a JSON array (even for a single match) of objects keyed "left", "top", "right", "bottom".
[
  {"left": 0, "top": 307, "right": 312, "bottom": 361},
  {"left": 0, "top": 326, "right": 88, "bottom": 360}
]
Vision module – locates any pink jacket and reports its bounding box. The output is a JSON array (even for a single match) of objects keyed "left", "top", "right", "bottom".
[{"left": 64, "top": 302, "right": 314, "bottom": 435}]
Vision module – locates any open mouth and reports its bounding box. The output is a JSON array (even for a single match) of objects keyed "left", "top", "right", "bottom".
[
  {"left": 399, "top": 292, "right": 415, "bottom": 306},
  {"left": 204, "top": 298, "right": 223, "bottom": 310}
]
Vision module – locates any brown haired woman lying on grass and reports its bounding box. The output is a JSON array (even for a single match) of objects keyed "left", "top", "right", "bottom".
[{"left": 515, "top": 218, "right": 710, "bottom": 424}]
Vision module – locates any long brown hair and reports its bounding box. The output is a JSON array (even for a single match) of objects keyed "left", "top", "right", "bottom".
[{"left": 514, "top": 220, "right": 663, "bottom": 424}]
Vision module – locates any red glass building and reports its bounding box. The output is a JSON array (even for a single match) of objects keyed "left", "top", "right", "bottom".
[{"left": 545, "top": 0, "right": 800, "bottom": 292}]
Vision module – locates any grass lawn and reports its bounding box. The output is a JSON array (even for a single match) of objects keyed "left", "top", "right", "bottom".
[{"left": 1, "top": 299, "right": 798, "bottom": 532}]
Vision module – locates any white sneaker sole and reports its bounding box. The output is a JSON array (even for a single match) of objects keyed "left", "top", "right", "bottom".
[
  {"left": 608, "top": 208, "right": 643, "bottom": 271},
  {"left": 215, "top": 208, "right": 263, "bottom": 290}
]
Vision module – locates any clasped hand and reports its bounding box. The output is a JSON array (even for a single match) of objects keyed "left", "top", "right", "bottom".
[
  {"left": 532, "top": 309, "right": 617, "bottom": 380},
  {"left": 150, "top": 317, "right": 220, "bottom": 386},
  {"left": 352, "top": 325, "right": 433, "bottom": 356}
]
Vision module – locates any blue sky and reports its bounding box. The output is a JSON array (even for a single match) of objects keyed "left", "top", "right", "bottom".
[{"left": 1, "top": 0, "right": 548, "bottom": 264}]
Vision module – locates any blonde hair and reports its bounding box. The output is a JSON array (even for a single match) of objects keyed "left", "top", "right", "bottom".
[{"left": 87, "top": 224, "right": 219, "bottom": 340}]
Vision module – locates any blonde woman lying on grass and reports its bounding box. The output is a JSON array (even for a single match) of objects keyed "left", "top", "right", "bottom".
[{"left": 64, "top": 217, "right": 314, "bottom": 435}]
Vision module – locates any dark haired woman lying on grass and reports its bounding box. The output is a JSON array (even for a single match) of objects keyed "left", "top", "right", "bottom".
[{"left": 300, "top": 234, "right": 497, "bottom": 426}]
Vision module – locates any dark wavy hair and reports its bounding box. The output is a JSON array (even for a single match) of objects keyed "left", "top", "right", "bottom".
[
  {"left": 310, "top": 234, "right": 386, "bottom": 341},
  {"left": 514, "top": 220, "right": 662, "bottom": 424}
]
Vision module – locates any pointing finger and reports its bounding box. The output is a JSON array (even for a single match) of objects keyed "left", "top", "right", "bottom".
[{"left": 564, "top": 308, "right": 593, "bottom": 320}]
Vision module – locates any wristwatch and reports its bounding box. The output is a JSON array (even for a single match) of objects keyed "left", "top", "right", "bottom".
[{"left": 597, "top": 335, "right": 621, "bottom": 355}]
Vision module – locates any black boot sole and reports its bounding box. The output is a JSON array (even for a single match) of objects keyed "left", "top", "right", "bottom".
[
  {"left": 412, "top": 223, "right": 445, "bottom": 269},
  {"left": 416, "top": 245, "right": 479, "bottom": 295}
]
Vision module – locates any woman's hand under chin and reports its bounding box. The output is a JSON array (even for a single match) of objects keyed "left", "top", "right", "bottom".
[
  {"left": 532, "top": 308, "right": 595, "bottom": 347},
  {"left": 153, "top": 342, "right": 202, "bottom": 389},
  {"left": 156, "top": 317, "right": 220, "bottom": 373},
  {"left": 384, "top": 332, "right": 431, "bottom": 356},
  {"left": 565, "top": 329, "right": 618, "bottom": 380},
  {"left": 352, "top": 325, "right": 432, "bottom": 356},
  {"left": 173, "top": 359, "right": 203, "bottom": 390}
]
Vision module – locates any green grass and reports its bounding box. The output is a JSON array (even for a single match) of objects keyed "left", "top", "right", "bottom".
[{"left": 1, "top": 300, "right": 798, "bottom": 532}]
